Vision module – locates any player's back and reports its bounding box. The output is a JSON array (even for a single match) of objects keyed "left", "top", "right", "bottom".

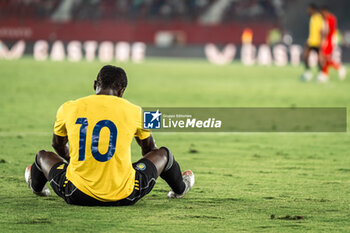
[
  {"left": 308, "top": 12, "right": 323, "bottom": 47},
  {"left": 54, "top": 95, "right": 148, "bottom": 201},
  {"left": 326, "top": 13, "right": 337, "bottom": 39}
]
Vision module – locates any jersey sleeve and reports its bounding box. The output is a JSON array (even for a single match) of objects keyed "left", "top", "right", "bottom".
[
  {"left": 53, "top": 103, "right": 67, "bottom": 137},
  {"left": 134, "top": 107, "right": 151, "bottom": 140}
]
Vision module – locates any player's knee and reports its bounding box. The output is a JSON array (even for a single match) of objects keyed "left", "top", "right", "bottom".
[
  {"left": 37, "top": 149, "right": 48, "bottom": 154},
  {"left": 36, "top": 150, "right": 51, "bottom": 164},
  {"left": 158, "top": 147, "right": 168, "bottom": 157},
  {"left": 159, "top": 147, "right": 174, "bottom": 172},
  {"left": 35, "top": 150, "right": 48, "bottom": 169},
  {"left": 153, "top": 147, "right": 168, "bottom": 165},
  {"left": 36, "top": 150, "right": 48, "bottom": 159}
]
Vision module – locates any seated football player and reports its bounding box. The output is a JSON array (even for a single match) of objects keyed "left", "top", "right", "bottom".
[{"left": 24, "top": 65, "right": 194, "bottom": 206}]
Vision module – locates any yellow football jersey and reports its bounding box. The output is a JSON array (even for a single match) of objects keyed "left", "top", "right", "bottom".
[
  {"left": 307, "top": 13, "right": 323, "bottom": 47},
  {"left": 53, "top": 95, "right": 150, "bottom": 202}
]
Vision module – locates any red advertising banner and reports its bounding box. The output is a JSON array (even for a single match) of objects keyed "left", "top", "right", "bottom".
[{"left": 0, "top": 18, "right": 277, "bottom": 44}]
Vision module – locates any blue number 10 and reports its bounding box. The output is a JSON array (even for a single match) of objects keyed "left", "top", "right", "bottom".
[{"left": 75, "top": 118, "right": 118, "bottom": 162}]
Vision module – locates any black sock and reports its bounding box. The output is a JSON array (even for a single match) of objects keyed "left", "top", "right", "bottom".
[
  {"left": 30, "top": 161, "right": 47, "bottom": 192},
  {"left": 160, "top": 160, "right": 186, "bottom": 194}
]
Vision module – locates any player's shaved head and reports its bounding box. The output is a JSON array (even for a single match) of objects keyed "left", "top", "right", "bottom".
[
  {"left": 95, "top": 65, "right": 128, "bottom": 96},
  {"left": 307, "top": 3, "right": 318, "bottom": 15},
  {"left": 308, "top": 3, "right": 317, "bottom": 10},
  {"left": 320, "top": 5, "right": 330, "bottom": 12}
]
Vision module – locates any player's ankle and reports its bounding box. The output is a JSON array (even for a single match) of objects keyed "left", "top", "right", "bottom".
[{"left": 30, "top": 162, "right": 47, "bottom": 192}]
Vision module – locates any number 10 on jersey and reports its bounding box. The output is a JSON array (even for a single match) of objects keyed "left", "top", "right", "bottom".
[{"left": 75, "top": 118, "right": 118, "bottom": 162}]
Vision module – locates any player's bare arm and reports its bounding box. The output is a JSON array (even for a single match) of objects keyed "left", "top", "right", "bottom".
[
  {"left": 52, "top": 134, "right": 70, "bottom": 162},
  {"left": 135, "top": 135, "right": 157, "bottom": 156}
]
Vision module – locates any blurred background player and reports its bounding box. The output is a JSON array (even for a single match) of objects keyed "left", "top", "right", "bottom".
[
  {"left": 317, "top": 6, "right": 346, "bottom": 83},
  {"left": 301, "top": 3, "right": 323, "bottom": 82}
]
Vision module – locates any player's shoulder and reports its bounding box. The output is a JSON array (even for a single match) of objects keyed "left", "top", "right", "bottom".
[
  {"left": 57, "top": 99, "right": 75, "bottom": 112},
  {"left": 329, "top": 13, "right": 337, "bottom": 20},
  {"left": 57, "top": 95, "right": 91, "bottom": 112},
  {"left": 60, "top": 95, "right": 142, "bottom": 112},
  {"left": 312, "top": 13, "right": 323, "bottom": 20},
  {"left": 116, "top": 97, "right": 144, "bottom": 118},
  {"left": 118, "top": 97, "right": 143, "bottom": 113},
  {"left": 65, "top": 95, "right": 111, "bottom": 105}
]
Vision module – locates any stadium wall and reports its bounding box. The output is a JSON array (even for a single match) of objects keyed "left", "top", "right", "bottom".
[{"left": 0, "top": 19, "right": 277, "bottom": 44}]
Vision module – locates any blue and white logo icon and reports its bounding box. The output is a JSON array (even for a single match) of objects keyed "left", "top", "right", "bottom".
[{"left": 143, "top": 110, "right": 161, "bottom": 129}]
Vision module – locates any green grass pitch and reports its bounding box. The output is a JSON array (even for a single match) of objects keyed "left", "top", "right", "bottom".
[{"left": 0, "top": 58, "right": 349, "bottom": 232}]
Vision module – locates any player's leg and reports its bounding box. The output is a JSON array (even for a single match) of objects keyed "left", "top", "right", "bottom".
[
  {"left": 25, "top": 150, "right": 63, "bottom": 196},
  {"left": 317, "top": 58, "right": 330, "bottom": 83},
  {"left": 303, "top": 46, "right": 311, "bottom": 70},
  {"left": 337, "top": 64, "right": 347, "bottom": 80},
  {"left": 143, "top": 147, "right": 186, "bottom": 194},
  {"left": 329, "top": 60, "right": 340, "bottom": 70},
  {"left": 322, "top": 59, "right": 330, "bottom": 75},
  {"left": 301, "top": 46, "right": 313, "bottom": 81},
  {"left": 142, "top": 147, "right": 194, "bottom": 198},
  {"left": 327, "top": 59, "right": 347, "bottom": 80},
  {"left": 35, "top": 150, "right": 63, "bottom": 178},
  {"left": 142, "top": 148, "right": 167, "bottom": 176},
  {"left": 317, "top": 45, "right": 331, "bottom": 83},
  {"left": 316, "top": 47, "right": 322, "bottom": 72},
  {"left": 323, "top": 44, "right": 346, "bottom": 80}
]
